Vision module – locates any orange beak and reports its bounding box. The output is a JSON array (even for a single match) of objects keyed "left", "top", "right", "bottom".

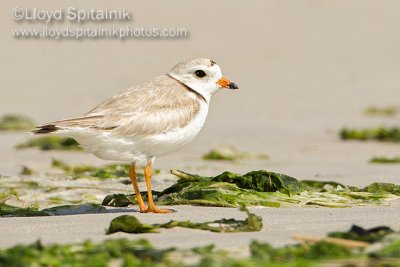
[{"left": 217, "top": 76, "right": 239, "bottom": 89}]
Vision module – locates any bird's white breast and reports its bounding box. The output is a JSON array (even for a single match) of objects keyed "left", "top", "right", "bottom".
[
  {"left": 144, "top": 101, "right": 208, "bottom": 153},
  {"left": 131, "top": 100, "right": 209, "bottom": 158}
]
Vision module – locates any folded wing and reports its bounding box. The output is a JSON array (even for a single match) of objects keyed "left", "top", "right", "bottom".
[{"left": 34, "top": 75, "right": 202, "bottom": 137}]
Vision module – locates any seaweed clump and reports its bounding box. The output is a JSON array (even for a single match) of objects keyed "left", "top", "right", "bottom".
[
  {"left": 328, "top": 225, "right": 394, "bottom": 243},
  {"left": 1, "top": 236, "right": 400, "bottom": 266},
  {"left": 108, "top": 215, "right": 158, "bottom": 234},
  {"left": 157, "top": 170, "right": 302, "bottom": 207},
  {"left": 107, "top": 206, "right": 262, "bottom": 235},
  {"left": 0, "top": 239, "right": 173, "bottom": 267},
  {"left": 16, "top": 136, "right": 82, "bottom": 151},
  {"left": 0, "top": 114, "right": 35, "bottom": 131},
  {"left": 371, "top": 239, "right": 400, "bottom": 258},
  {"left": 51, "top": 159, "right": 132, "bottom": 180},
  {"left": 370, "top": 156, "right": 400, "bottom": 164},
  {"left": 365, "top": 106, "right": 399, "bottom": 117},
  {"left": 19, "top": 166, "right": 33, "bottom": 175},
  {"left": 41, "top": 204, "right": 107, "bottom": 216},
  {"left": 203, "top": 144, "right": 268, "bottom": 161},
  {"left": 103, "top": 170, "right": 400, "bottom": 209},
  {"left": 363, "top": 183, "right": 400, "bottom": 195},
  {"left": 102, "top": 194, "right": 136, "bottom": 207},
  {"left": 340, "top": 127, "right": 400, "bottom": 142},
  {"left": 0, "top": 203, "right": 106, "bottom": 217},
  {"left": 50, "top": 159, "right": 157, "bottom": 180},
  {"left": 0, "top": 203, "right": 48, "bottom": 217}
]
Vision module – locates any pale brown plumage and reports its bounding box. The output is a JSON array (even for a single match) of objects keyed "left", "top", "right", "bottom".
[{"left": 37, "top": 75, "right": 203, "bottom": 137}]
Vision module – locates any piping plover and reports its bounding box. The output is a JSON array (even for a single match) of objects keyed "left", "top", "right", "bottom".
[{"left": 34, "top": 58, "right": 238, "bottom": 213}]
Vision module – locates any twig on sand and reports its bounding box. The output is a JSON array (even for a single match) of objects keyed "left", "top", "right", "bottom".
[
  {"left": 170, "top": 170, "right": 196, "bottom": 181},
  {"left": 292, "top": 234, "right": 370, "bottom": 249}
]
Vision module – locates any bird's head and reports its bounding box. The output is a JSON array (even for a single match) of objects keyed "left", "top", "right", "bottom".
[{"left": 168, "top": 58, "right": 238, "bottom": 102}]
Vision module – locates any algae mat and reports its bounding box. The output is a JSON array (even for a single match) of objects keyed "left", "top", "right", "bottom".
[
  {"left": 2, "top": 163, "right": 400, "bottom": 217},
  {"left": 1, "top": 231, "right": 399, "bottom": 266},
  {"left": 103, "top": 170, "right": 400, "bottom": 209}
]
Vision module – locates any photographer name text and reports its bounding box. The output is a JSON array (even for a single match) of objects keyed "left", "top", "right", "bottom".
[{"left": 12, "top": 7, "right": 132, "bottom": 23}]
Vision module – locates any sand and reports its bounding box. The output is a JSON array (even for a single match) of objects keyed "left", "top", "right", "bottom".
[
  {"left": 1, "top": 0, "right": 400, "bottom": 250},
  {"left": 1, "top": 203, "right": 400, "bottom": 249}
]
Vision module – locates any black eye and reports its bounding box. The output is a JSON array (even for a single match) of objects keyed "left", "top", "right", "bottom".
[{"left": 195, "top": 70, "right": 206, "bottom": 78}]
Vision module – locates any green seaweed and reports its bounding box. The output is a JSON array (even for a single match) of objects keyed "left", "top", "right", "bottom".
[
  {"left": 300, "top": 180, "right": 345, "bottom": 191},
  {"left": 52, "top": 158, "right": 128, "bottom": 179},
  {"left": 19, "top": 166, "right": 33, "bottom": 175},
  {"left": 156, "top": 170, "right": 291, "bottom": 207},
  {"left": 203, "top": 144, "right": 268, "bottom": 161},
  {"left": 1, "top": 235, "right": 400, "bottom": 266},
  {"left": 22, "top": 181, "right": 39, "bottom": 188},
  {"left": 0, "top": 203, "right": 106, "bottom": 217},
  {"left": 234, "top": 170, "right": 302, "bottom": 195},
  {"left": 51, "top": 159, "right": 149, "bottom": 180},
  {"left": 16, "top": 136, "right": 82, "bottom": 151},
  {"left": 103, "top": 170, "right": 400, "bottom": 209},
  {"left": 75, "top": 164, "right": 131, "bottom": 179},
  {"left": 371, "top": 239, "right": 400, "bottom": 258},
  {"left": 202, "top": 145, "right": 243, "bottom": 161},
  {"left": 0, "top": 189, "right": 19, "bottom": 202},
  {"left": 51, "top": 158, "right": 74, "bottom": 171},
  {"left": 363, "top": 183, "right": 400, "bottom": 195},
  {"left": 365, "top": 106, "right": 399, "bottom": 117},
  {"left": 41, "top": 204, "right": 107, "bottom": 216},
  {"left": 0, "top": 239, "right": 173, "bottom": 267},
  {"left": 328, "top": 225, "right": 394, "bottom": 243},
  {"left": 167, "top": 170, "right": 300, "bottom": 195},
  {"left": 47, "top": 196, "right": 65, "bottom": 204},
  {"left": 340, "top": 127, "right": 400, "bottom": 142},
  {"left": 250, "top": 240, "right": 353, "bottom": 262},
  {"left": 370, "top": 156, "right": 400, "bottom": 164},
  {"left": 107, "top": 206, "right": 262, "bottom": 235},
  {"left": 158, "top": 205, "right": 262, "bottom": 233},
  {"left": 0, "top": 114, "right": 35, "bottom": 131},
  {"left": 107, "top": 215, "right": 158, "bottom": 234},
  {"left": 102, "top": 193, "right": 136, "bottom": 207},
  {"left": 0, "top": 203, "right": 48, "bottom": 217}
]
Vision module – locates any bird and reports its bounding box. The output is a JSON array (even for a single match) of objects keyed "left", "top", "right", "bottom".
[{"left": 33, "top": 58, "right": 239, "bottom": 213}]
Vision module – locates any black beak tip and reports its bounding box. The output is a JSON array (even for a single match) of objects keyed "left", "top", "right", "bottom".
[{"left": 228, "top": 82, "right": 239, "bottom": 89}]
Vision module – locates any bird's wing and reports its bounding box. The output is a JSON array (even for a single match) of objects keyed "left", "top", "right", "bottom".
[{"left": 35, "top": 75, "right": 203, "bottom": 137}]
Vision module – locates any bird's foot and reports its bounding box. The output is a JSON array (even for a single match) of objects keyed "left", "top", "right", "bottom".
[
  {"left": 138, "top": 205, "right": 147, "bottom": 213},
  {"left": 142, "top": 206, "right": 176, "bottom": 214}
]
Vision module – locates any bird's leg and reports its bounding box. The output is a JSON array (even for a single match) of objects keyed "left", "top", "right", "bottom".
[
  {"left": 129, "top": 162, "right": 147, "bottom": 212},
  {"left": 144, "top": 158, "right": 174, "bottom": 213}
]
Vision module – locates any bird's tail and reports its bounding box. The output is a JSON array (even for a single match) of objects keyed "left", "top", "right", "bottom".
[
  {"left": 33, "top": 115, "right": 104, "bottom": 134},
  {"left": 32, "top": 124, "right": 59, "bottom": 134}
]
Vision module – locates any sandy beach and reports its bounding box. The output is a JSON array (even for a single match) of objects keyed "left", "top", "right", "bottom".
[{"left": 1, "top": 0, "right": 400, "bottom": 252}]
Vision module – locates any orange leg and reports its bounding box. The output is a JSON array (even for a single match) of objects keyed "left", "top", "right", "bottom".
[
  {"left": 129, "top": 163, "right": 147, "bottom": 212},
  {"left": 144, "top": 159, "right": 174, "bottom": 213}
]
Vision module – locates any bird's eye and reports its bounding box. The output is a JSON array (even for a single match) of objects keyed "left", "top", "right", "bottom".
[{"left": 195, "top": 70, "right": 206, "bottom": 78}]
